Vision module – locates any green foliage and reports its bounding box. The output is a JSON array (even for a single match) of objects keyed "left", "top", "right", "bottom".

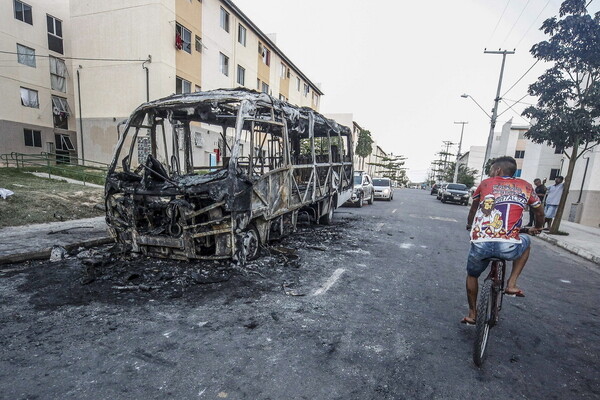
[
  {"left": 355, "top": 129, "right": 373, "bottom": 161},
  {"left": 368, "top": 154, "right": 408, "bottom": 185},
  {"left": 522, "top": 0, "right": 600, "bottom": 155},
  {"left": 440, "top": 162, "right": 478, "bottom": 187}
]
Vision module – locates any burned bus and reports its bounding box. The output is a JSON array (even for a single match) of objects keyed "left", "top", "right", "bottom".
[{"left": 105, "top": 88, "right": 353, "bottom": 261}]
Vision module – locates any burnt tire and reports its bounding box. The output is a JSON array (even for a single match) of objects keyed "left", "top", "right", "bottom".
[
  {"left": 241, "top": 224, "right": 261, "bottom": 261},
  {"left": 473, "top": 279, "right": 494, "bottom": 367},
  {"left": 319, "top": 200, "right": 335, "bottom": 225}
]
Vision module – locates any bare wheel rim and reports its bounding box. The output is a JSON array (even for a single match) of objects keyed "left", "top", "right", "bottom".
[{"left": 242, "top": 227, "right": 260, "bottom": 260}]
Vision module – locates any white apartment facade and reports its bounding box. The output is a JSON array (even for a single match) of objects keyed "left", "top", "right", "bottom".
[
  {"left": 1, "top": 0, "right": 323, "bottom": 166},
  {"left": 0, "top": 0, "right": 78, "bottom": 161}
]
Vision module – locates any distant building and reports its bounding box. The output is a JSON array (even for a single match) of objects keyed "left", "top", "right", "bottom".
[
  {"left": 457, "top": 145, "right": 485, "bottom": 185},
  {"left": 490, "top": 119, "right": 599, "bottom": 227}
]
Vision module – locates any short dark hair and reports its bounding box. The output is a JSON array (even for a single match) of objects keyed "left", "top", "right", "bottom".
[
  {"left": 492, "top": 156, "right": 517, "bottom": 177},
  {"left": 557, "top": 176, "right": 564, "bottom": 180}
]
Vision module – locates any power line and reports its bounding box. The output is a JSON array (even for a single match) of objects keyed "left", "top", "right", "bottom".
[
  {"left": 488, "top": 0, "right": 512, "bottom": 44},
  {"left": 501, "top": 0, "right": 532, "bottom": 47},
  {"left": 515, "top": 0, "right": 552, "bottom": 48},
  {"left": 498, "top": 93, "right": 530, "bottom": 117},
  {"left": 0, "top": 50, "right": 148, "bottom": 62},
  {"left": 501, "top": 59, "right": 539, "bottom": 98}
]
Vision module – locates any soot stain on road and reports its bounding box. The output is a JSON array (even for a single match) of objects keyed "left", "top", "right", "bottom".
[{"left": 11, "top": 215, "right": 362, "bottom": 310}]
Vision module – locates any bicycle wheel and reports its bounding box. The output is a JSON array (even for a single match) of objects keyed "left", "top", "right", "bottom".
[{"left": 473, "top": 279, "right": 494, "bottom": 366}]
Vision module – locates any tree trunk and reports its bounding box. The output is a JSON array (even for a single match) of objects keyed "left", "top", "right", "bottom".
[{"left": 550, "top": 141, "right": 579, "bottom": 234}]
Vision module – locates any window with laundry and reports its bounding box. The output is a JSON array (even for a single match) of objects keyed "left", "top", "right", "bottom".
[
  {"left": 17, "top": 44, "right": 35, "bottom": 67},
  {"left": 175, "top": 23, "right": 191, "bottom": 53},
  {"left": 52, "top": 95, "right": 71, "bottom": 129},
  {"left": 20, "top": 87, "right": 39, "bottom": 108},
  {"left": 258, "top": 43, "right": 270, "bottom": 66},
  {"left": 49, "top": 56, "right": 67, "bottom": 92},
  {"left": 220, "top": 53, "right": 229, "bottom": 76},
  {"left": 47, "top": 14, "right": 63, "bottom": 54}
]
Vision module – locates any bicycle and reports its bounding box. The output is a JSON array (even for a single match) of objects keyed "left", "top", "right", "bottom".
[
  {"left": 472, "top": 256, "right": 506, "bottom": 366},
  {"left": 472, "top": 227, "right": 538, "bottom": 366}
]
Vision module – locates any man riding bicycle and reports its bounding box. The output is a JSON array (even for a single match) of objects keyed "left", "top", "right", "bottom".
[{"left": 462, "top": 156, "right": 545, "bottom": 325}]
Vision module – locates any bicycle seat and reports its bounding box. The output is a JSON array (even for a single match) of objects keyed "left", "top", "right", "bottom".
[{"left": 484, "top": 257, "right": 506, "bottom": 262}]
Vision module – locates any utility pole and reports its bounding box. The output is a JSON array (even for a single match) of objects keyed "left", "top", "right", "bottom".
[
  {"left": 453, "top": 121, "right": 468, "bottom": 183},
  {"left": 482, "top": 49, "right": 515, "bottom": 177},
  {"left": 442, "top": 140, "right": 454, "bottom": 171}
]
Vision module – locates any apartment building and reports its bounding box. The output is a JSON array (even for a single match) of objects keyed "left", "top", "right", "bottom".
[
  {"left": 457, "top": 145, "right": 485, "bottom": 185},
  {"left": 490, "top": 119, "right": 600, "bottom": 227},
  {"left": 1, "top": 0, "right": 323, "bottom": 165},
  {"left": 0, "top": 0, "right": 78, "bottom": 161}
]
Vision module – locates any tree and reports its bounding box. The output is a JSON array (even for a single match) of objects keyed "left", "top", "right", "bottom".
[
  {"left": 355, "top": 129, "right": 373, "bottom": 170},
  {"left": 522, "top": 0, "right": 600, "bottom": 233},
  {"left": 368, "top": 154, "right": 408, "bottom": 185},
  {"left": 440, "top": 162, "right": 478, "bottom": 187}
]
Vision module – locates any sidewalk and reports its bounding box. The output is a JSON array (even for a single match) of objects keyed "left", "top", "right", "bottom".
[
  {"left": 0, "top": 217, "right": 113, "bottom": 265},
  {"left": 536, "top": 220, "right": 600, "bottom": 265}
]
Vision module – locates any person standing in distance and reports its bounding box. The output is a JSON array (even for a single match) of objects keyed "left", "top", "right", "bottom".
[
  {"left": 526, "top": 178, "right": 547, "bottom": 227},
  {"left": 544, "top": 176, "right": 564, "bottom": 230}
]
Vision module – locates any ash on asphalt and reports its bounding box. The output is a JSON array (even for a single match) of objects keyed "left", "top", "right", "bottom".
[{"left": 6, "top": 216, "right": 360, "bottom": 309}]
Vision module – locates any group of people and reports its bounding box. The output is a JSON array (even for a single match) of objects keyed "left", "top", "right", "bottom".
[
  {"left": 461, "top": 156, "right": 565, "bottom": 325},
  {"left": 525, "top": 175, "right": 565, "bottom": 230}
]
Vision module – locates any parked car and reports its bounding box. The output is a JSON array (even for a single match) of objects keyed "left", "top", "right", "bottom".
[
  {"left": 436, "top": 183, "right": 448, "bottom": 200},
  {"left": 373, "top": 177, "right": 394, "bottom": 201},
  {"left": 345, "top": 171, "right": 374, "bottom": 207},
  {"left": 440, "top": 183, "right": 470, "bottom": 205}
]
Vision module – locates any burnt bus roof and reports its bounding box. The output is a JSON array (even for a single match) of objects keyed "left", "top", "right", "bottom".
[{"left": 126, "top": 87, "right": 350, "bottom": 136}]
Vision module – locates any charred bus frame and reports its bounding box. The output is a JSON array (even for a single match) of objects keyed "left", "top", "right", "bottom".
[{"left": 105, "top": 89, "right": 353, "bottom": 261}]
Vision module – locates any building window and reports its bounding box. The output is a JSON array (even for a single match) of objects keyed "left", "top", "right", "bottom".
[
  {"left": 55, "top": 134, "right": 75, "bottom": 151},
  {"left": 514, "top": 169, "right": 522, "bottom": 177},
  {"left": 303, "top": 83, "right": 310, "bottom": 97},
  {"left": 14, "top": 0, "right": 32, "bottom": 25},
  {"left": 52, "top": 95, "right": 70, "bottom": 129},
  {"left": 258, "top": 43, "right": 270, "bottom": 66},
  {"left": 515, "top": 150, "right": 525, "bottom": 159},
  {"left": 237, "top": 65, "right": 245, "bottom": 86},
  {"left": 176, "top": 23, "right": 191, "bottom": 53},
  {"left": 257, "top": 79, "right": 261, "bottom": 90},
  {"left": 220, "top": 7, "right": 230, "bottom": 32},
  {"left": 20, "top": 87, "right": 39, "bottom": 108},
  {"left": 47, "top": 15, "right": 63, "bottom": 54},
  {"left": 219, "top": 53, "right": 229, "bottom": 76},
  {"left": 238, "top": 24, "right": 246, "bottom": 46},
  {"left": 278, "top": 94, "right": 288, "bottom": 102},
  {"left": 280, "top": 63, "right": 288, "bottom": 79},
  {"left": 24, "top": 129, "right": 41, "bottom": 147},
  {"left": 549, "top": 168, "right": 560, "bottom": 180},
  {"left": 195, "top": 85, "right": 201, "bottom": 92},
  {"left": 195, "top": 35, "right": 203, "bottom": 52},
  {"left": 176, "top": 76, "right": 191, "bottom": 94},
  {"left": 261, "top": 82, "right": 269, "bottom": 94},
  {"left": 49, "top": 56, "right": 67, "bottom": 92},
  {"left": 554, "top": 145, "right": 563, "bottom": 154},
  {"left": 314, "top": 94, "right": 319, "bottom": 107},
  {"left": 16, "top": 44, "right": 35, "bottom": 67}
]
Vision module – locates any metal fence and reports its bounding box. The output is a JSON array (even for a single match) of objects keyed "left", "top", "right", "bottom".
[{"left": 0, "top": 152, "right": 109, "bottom": 186}]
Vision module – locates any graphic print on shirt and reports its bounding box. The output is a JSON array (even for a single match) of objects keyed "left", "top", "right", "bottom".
[{"left": 471, "top": 177, "right": 540, "bottom": 243}]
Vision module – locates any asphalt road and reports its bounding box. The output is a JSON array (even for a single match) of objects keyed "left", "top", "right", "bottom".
[{"left": 1, "top": 189, "right": 599, "bottom": 399}]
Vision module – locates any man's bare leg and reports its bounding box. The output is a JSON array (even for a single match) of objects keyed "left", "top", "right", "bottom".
[
  {"left": 466, "top": 275, "right": 478, "bottom": 320},
  {"left": 506, "top": 246, "right": 531, "bottom": 293}
]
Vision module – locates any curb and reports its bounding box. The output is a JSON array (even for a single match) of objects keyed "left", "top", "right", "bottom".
[
  {"left": 537, "top": 233, "right": 600, "bottom": 265},
  {"left": 0, "top": 237, "right": 115, "bottom": 266}
]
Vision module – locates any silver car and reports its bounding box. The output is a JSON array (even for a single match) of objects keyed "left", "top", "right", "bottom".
[{"left": 373, "top": 177, "right": 394, "bottom": 201}]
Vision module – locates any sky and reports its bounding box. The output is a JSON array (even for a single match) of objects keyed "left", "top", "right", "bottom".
[{"left": 232, "top": 0, "right": 600, "bottom": 182}]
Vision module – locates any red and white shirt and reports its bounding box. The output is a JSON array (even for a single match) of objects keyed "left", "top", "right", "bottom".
[{"left": 471, "top": 176, "right": 541, "bottom": 243}]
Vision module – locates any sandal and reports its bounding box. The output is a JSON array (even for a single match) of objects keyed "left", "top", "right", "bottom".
[{"left": 461, "top": 317, "right": 476, "bottom": 325}]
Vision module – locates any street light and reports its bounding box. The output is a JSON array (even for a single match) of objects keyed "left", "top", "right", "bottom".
[{"left": 461, "top": 94, "right": 491, "bottom": 119}]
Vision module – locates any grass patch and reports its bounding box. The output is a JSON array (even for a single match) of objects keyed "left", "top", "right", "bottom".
[
  {"left": 0, "top": 168, "right": 105, "bottom": 228},
  {"left": 20, "top": 164, "right": 106, "bottom": 186}
]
